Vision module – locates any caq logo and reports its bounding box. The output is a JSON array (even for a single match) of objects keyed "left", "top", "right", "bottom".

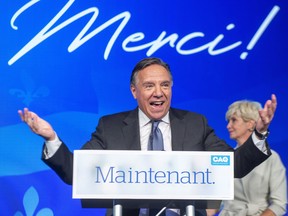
[{"left": 211, "top": 155, "right": 230, "bottom": 166}]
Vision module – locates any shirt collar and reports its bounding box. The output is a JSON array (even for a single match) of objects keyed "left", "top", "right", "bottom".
[{"left": 138, "top": 108, "right": 170, "bottom": 127}]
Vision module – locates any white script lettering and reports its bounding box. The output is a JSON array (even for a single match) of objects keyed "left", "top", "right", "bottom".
[{"left": 8, "top": 1, "right": 280, "bottom": 65}]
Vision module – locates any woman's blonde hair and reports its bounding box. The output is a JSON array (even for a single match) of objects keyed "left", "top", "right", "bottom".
[{"left": 226, "top": 100, "right": 262, "bottom": 122}]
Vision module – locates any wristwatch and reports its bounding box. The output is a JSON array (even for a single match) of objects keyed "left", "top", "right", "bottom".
[{"left": 254, "top": 128, "right": 270, "bottom": 140}]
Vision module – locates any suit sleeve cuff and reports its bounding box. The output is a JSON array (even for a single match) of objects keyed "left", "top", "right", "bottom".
[
  {"left": 252, "top": 132, "right": 268, "bottom": 155},
  {"left": 44, "top": 132, "right": 62, "bottom": 159}
]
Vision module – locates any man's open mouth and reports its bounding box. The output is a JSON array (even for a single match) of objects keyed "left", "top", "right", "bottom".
[{"left": 150, "top": 101, "right": 164, "bottom": 106}]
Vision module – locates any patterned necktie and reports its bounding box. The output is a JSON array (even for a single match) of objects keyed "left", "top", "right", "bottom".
[
  {"left": 148, "top": 120, "right": 165, "bottom": 215},
  {"left": 149, "top": 120, "right": 164, "bottom": 151}
]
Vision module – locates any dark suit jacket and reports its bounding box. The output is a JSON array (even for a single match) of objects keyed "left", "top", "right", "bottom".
[{"left": 43, "top": 107, "right": 270, "bottom": 215}]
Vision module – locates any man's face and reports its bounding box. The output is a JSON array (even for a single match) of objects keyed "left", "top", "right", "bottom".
[{"left": 130, "top": 64, "right": 172, "bottom": 120}]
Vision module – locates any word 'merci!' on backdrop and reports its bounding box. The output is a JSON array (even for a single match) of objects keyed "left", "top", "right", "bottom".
[
  {"left": 8, "top": 0, "right": 280, "bottom": 65},
  {"left": 95, "top": 166, "right": 215, "bottom": 184}
]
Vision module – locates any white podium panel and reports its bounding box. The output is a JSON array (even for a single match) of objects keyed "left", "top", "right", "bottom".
[{"left": 73, "top": 150, "right": 233, "bottom": 200}]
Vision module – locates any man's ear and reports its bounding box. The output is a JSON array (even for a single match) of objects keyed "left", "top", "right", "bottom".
[{"left": 130, "top": 84, "right": 137, "bottom": 99}]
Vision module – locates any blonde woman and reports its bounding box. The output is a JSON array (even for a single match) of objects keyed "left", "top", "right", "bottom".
[{"left": 219, "top": 100, "right": 287, "bottom": 216}]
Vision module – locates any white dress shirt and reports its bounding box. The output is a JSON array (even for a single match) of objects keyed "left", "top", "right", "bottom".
[{"left": 138, "top": 109, "right": 171, "bottom": 151}]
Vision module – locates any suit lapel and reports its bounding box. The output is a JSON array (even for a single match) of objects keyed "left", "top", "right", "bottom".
[
  {"left": 122, "top": 108, "right": 141, "bottom": 150},
  {"left": 170, "top": 108, "right": 186, "bottom": 151},
  {"left": 121, "top": 108, "right": 186, "bottom": 151}
]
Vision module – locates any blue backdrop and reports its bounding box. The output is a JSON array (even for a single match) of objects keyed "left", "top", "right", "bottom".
[{"left": 1, "top": 0, "right": 287, "bottom": 215}]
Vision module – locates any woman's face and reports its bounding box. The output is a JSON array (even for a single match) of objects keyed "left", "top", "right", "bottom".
[{"left": 226, "top": 114, "right": 255, "bottom": 145}]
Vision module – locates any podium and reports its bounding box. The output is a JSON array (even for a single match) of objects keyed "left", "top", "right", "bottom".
[{"left": 73, "top": 150, "right": 234, "bottom": 215}]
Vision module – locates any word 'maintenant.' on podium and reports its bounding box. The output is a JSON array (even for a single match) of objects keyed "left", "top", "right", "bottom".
[{"left": 73, "top": 150, "right": 234, "bottom": 216}]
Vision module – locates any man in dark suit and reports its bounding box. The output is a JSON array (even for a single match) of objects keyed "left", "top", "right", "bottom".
[{"left": 18, "top": 57, "right": 277, "bottom": 216}]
